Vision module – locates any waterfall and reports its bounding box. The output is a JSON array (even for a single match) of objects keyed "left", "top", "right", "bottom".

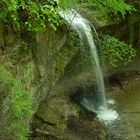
[
  {"left": 59, "top": 10, "right": 119, "bottom": 124},
  {"left": 59, "top": 10, "right": 107, "bottom": 108}
]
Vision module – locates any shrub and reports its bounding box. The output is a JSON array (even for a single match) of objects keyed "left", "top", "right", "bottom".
[{"left": 101, "top": 35, "right": 136, "bottom": 67}]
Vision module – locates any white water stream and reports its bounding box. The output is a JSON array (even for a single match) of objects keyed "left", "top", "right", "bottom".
[{"left": 59, "top": 9, "right": 119, "bottom": 124}]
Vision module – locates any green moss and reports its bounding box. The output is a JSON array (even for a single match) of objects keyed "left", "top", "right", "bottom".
[
  {"left": 55, "top": 59, "right": 65, "bottom": 71},
  {"left": 0, "top": 63, "right": 33, "bottom": 140}
]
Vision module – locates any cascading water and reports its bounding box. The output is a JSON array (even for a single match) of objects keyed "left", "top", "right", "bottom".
[{"left": 59, "top": 10, "right": 119, "bottom": 124}]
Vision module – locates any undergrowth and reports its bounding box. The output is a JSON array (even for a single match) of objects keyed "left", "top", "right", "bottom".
[
  {"left": 101, "top": 35, "right": 136, "bottom": 67},
  {"left": 0, "top": 64, "right": 33, "bottom": 140}
]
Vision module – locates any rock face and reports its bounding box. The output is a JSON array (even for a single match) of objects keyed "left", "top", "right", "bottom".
[
  {"left": 0, "top": 7, "right": 140, "bottom": 140},
  {"left": 32, "top": 9, "right": 140, "bottom": 140},
  {"left": 0, "top": 23, "right": 80, "bottom": 139},
  {"left": 31, "top": 21, "right": 107, "bottom": 140},
  {"left": 0, "top": 24, "right": 26, "bottom": 138},
  {"left": 31, "top": 26, "right": 107, "bottom": 139},
  {"left": 30, "top": 8, "right": 140, "bottom": 140},
  {"left": 31, "top": 27, "right": 79, "bottom": 111}
]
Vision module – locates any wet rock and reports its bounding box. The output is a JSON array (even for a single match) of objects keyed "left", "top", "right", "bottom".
[{"left": 107, "top": 75, "right": 140, "bottom": 140}]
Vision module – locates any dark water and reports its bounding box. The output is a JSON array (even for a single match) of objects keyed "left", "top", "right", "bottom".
[
  {"left": 74, "top": 89, "right": 102, "bottom": 112},
  {"left": 73, "top": 75, "right": 140, "bottom": 140}
]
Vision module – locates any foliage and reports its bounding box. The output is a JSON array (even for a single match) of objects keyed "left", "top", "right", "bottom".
[
  {"left": 80, "top": 0, "right": 134, "bottom": 20},
  {"left": 101, "top": 35, "right": 136, "bottom": 67},
  {"left": 0, "top": 64, "right": 33, "bottom": 139},
  {"left": 0, "top": 0, "right": 63, "bottom": 32},
  {"left": 0, "top": 0, "right": 134, "bottom": 31}
]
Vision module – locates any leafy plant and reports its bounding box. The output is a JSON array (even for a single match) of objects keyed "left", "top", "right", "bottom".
[
  {"left": 101, "top": 35, "right": 136, "bottom": 67},
  {"left": 80, "top": 0, "right": 134, "bottom": 20},
  {"left": 0, "top": 0, "right": 134, "bottom": 31},
  {"left": 0, "top": 0, "right": 63, "bottom": 32}
]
